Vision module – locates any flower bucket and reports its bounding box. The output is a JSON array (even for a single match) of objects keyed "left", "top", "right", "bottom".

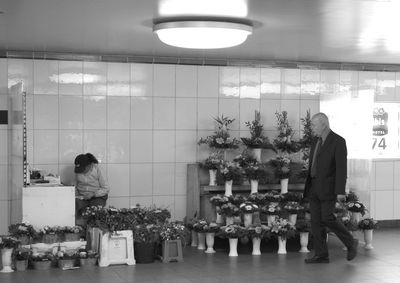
[
  {"left": 0, "top": 248, "right": 14, "bottom": 273},
  {"left": 15, "top": 259, "right": 28, "bottom": 271},
  {"left": 228, "top": 238, "right": 238, "bottom": 257},
  {"left": 42, "top": 234, "right": 59, "bottom": 244},
  {"left": 216, "top": 211, "right": 223, "bottom": 224},
  {"left": 79, "top": 257, "right": 97, "bottom": 268},
  {"left": 209, "top": 169, "right": 217, "bottom": 186},
  {"left": 250, "top": 179, "right": 258, "bottom": 194},
  {"left": 280, "top": 178, "right": 288, "bottom": 194},
  {"left": 288, "top": 214, "right": 297, "bottom": 225},
  {"left": 252, "top": 237, "right": 261, "bottom": 255},
  {"left": 363, "top": 229, "right": 374, "bottom": 250},
  {"left": 225, "top": 180, "right": 233, "bottom": 196},
  {"left": 64, "top": 233, "right": 81, "bottom": 242},
  {"left": 253, "top": 148, "right": 262, "bottom": 162},
  {"left": 190, "top": 230, "right": 198, "bottom": 247},
  {"left": 32, "top": 260, "right": 52, "bottom": 270},
  {"left": 277, "top": 236, "right": 287, "bottom": 254},
  {"left": 197, "top": 233, "right": 206, "bottom": 250},
  {"left": 134, "top": 242, "right": 155, "bottom": 263},
  {"left": 243, "top": 213, "right": 253, "bottom": 228},
  {"left": 299, "top": 232, "right": 310, "bottom": 253},
  {"left": 205, "top": 233, "right": 216, "bottom": 254}
]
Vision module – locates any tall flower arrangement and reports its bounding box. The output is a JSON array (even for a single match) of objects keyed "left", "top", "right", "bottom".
[
  {"left": 273, "top": 111, "right": 299, "bottom": 154},
  {"left": 198, "top": 115, "right": 240, "bottom": 149},
  {"left": 201, "top": 151, "right": 224, "bottom": 170},
  {"left": 219, "top": 161, "right": 243, "bottom": 182},
  {"left": 269, "top": 154, "right": 291, "bottom": 179},
  {"left": 241, "top": 110, "right": 275, "bottom": 150},
  {"left": 298, "top": 110, "right": 314, "bottom": 179}
]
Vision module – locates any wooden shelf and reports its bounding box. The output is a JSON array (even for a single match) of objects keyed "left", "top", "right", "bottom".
[{"left": 201, "top": 183, "right": 304, "bottom": 194}]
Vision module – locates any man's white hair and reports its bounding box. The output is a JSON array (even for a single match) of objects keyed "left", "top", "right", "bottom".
[{"left": 312, "top": 112, "right": 330, "bottom": 127}]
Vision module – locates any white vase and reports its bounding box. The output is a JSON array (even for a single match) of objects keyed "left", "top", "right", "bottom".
[
  {"left": 288, "top": 214, "right": 297, "bottom": 225},
  {"left": 299, "top": 232, "right": 310, "bottom": 253},
  {"left": 209, "top": 169, "right": 217, "bottom": 186},
  {"left": 228, "top": 238, "right": 239, "bottom": 257},
  {"left": 234, "top": 216, "right": 241, "bottom": 223},
  {"left": 253, "top": 148, "right": 262, "bottom": 162},
  {"left": 280, "top": 178, "right": 289, "bottom": 194},
  {"left": 216, "top": 210, "right": 224, "bottom": 224},
  {"left": 243, "top": 213, "right": 253, "bottom": 227},
  {"left": 197, "top": 232, "right": 206, "bottom": 250},
  {"left": 191, "top": 230, "right": 198, "bottom": 247},
  {"left": 363, "top": 229, "right": 374, "bottom": 250},
  {"left": 250, "top": 179, "right": 259, "bottom": 194},
  {"left": 205, "top": 232, "right": 216, "bottom": 253},
  {"left": 225, "top": 180, "right": 233, "bottom": 196},
  {"left": 267, "top": 215, "right": 277, "bottom": 226},
  {"left": 252, "top": 237, "right": 262, "bottom": 255},
  {"left": 277, "top": 236, "right": 287, "bottom": 254},
  {"left": 305, "top": 212, "right": 311, "bottom": 220},
  {"left": 0, "top": 248, "right": 14, "bottom": 273},
  {"left": 351, "top": 212, "right": 362, "bottom": 224},
  {"left": 226, "top": 216, "right": 234, "bottom": 225}
]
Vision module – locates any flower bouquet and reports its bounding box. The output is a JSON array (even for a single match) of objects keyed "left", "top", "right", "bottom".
[
  {"left": 264, "top": 191, "right": 283, "bottom": 202},
  {"left": 132, "top": 224, "right": 160, "bottom": 244},
  {"left": 283, "top": 201, "right": 304, "bottom": 214},
  {"left": 219, "top": 203, "right": 241, "bottom": 217},
  {"left": 217, "top": 224, "right": 245, "bottom": 239},
  {"left": 192, "top": 219, "right": 209, "bottom": 233},
  {"left": 159, "top": 222, "right": 187, "bottom": 241},
  {"left": 202, "top": 151, "right": 224, "bottom": 170},
  {"left": 358, "top": 218, "right": 378, "bottom": 230},
  {"left": 270, "top": 218, "right": 296, "bottom": 239},
  {"left": 241, "top": 111, "right": 275, "bottom": 150},
  {"left": 282, "top": 192, "right": 302, "bottom": 202},
  {"left": 219, "top": 161, "right": 243, "bottom": 182},
  {"left": 245, "top": 224, "right": 270, "bottom": 239},
  {"left": 273, "top": 111, "right": 299, "bottom": 154},
  {"left": 239, "top": 202, "right": 259, "bottom": 214},
  {"left": 295, "top": 219, "right": 311, "bottom": 233},
  {"left": 269, "top": 154, "right": 291, "bottom": 180},
  {"left": 244, "top": 161, "right": 267, "bottom": 181},
  {"left": 8, "top": 222, "right": 35, "bottom": 245},
  {"left": 230, "top": 194, "right": 245, "bottom": 205},
  {"left": 202, "top": 222, "right": 221, "bottom": 234},
  {"left": 209, "top": 194, "right": 229, "bottom": 207},
  {"left": 0, "top": 236, "right": 20, "bottom": 249},
  {"left": 233, "top": 151, "right": 257, "bottom": 167},
  {"left": 13, "top": 247, "right": 31, "bottom": 271},
  {"left": 345, "top": 200, "right": 367, "bottom": 216},
  {"left": 261, "top": 202, "right": 282, "bottom": 215},
  {"left": 198, "top": 115, "right": 240, "bottom": 149},
  {"left": 247, "top": 193, "right": 267, "bottom": 206},
  {"left": 346, "top": 191, "right": 359, "bottom": 202}
]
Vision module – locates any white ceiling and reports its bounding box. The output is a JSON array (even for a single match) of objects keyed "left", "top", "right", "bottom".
[{"left": 1, "top": 0, "right": 400, "bottom": 64}]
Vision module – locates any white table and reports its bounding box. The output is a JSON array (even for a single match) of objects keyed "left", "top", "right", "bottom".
[{"left": 22, "top": 185, "right": 75, "bottom": 229}]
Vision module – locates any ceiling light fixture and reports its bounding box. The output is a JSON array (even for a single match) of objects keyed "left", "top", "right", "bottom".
[{"left": 153, "top": 20, "right": 253, "bottom": 49}]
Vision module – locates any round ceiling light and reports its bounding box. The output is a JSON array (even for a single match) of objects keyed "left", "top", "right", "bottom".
[{"left": 153, "top": 20, "right": 253, "bottom": 49}]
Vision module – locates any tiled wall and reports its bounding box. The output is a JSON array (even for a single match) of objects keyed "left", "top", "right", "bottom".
[{"left": 0, "top": 58, "right": 399, "bottom": 233}]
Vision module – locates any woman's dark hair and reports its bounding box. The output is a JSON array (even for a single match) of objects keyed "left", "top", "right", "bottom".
[{"left": 85, "top": 153, "right": 98, "bottom": 164}]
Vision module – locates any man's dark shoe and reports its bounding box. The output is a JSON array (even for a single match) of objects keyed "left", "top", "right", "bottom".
[
  {"left": 347, "top": 239, "right": 359, "bottom": 261},
  {"left": 304, "top": 256, "right": 330, "bottom": 264}
]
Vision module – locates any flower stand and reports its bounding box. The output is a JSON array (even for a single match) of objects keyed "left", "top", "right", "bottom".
[
  {"left": 205, "top": 233, "right": 216, "bottom": 254},
  {"left": 14, "top": 259, "right": 28, "bottom": 271},
  {"left": 253, "top": 148, "right": 262, "bottom": 162},
  {"left": 252, "top": 237, "right": 261, "bottom": 255},
  {"left": 363, "top": 229, "right": 374, "bottom": 250},
  {"left": 197, "top": 232, "right": 206, "bottom": 250},
  {"left": 98, "top": 230, "right": 135, "bottom": 267},
  {"left": 228, "top": 238, "right": 239, "bottom": 257},
  {"left": 267, "top": 215, "right": 277, "bottom": 226},
  {"left": 250, "top": 179, "right": 259, "bottom": 194},
  {"left": 0, "top": 248, "right": 14, "bottom": 273},
  {"left": 209, "top": 169, "right": 217, "bottom": 186},
  {"left": 190, "top": 230, "right": 198, "bottom": 247},
  {"left": 243, "top": 213, "right": 253, "bottom": 228},
  {"left": 288, "top": 214, "right": 297, "bottom": 225},
  {"left": 299, "top": 232, "right": 310, "bottom": 253},
  {"left": 280, "top": 178, "right": 289, "bottom": 194},
  {"left": 226, "top": 216, "right": 234, "bottom": 225},
  {"left": 225, "top": 180, "right": 233, "bottom": 196},
  {"left": 160, "top": 239, "right": 183, "bottom": 263},
  {"left": 277, "top": 236, "right": 287, "bottom": 254}
]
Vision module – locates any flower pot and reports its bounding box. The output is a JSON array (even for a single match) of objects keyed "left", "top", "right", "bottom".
[
  {"left": 216, "top": 211, "right": 223, "bottom": 224},
  {"left": 42, "top": 234, "right": 59, "bottom": 244},
  {"left": 243, "top": 213, "right": 253, "bottom": 228},
  {"left": 64, "top": 233, "right": 81, "bottom": 242},
  {"left": 267, "top": 215, "right": 277, "bottom": 226},
  {"left": 209, "top": 169, "right": 217, "bottom": 186},
  {"left": 250, "top": 179, "right": 258, "bottom": 194},
  {"left": 191, "top": 230, "right": 198, "bottom": 247},
  {"left": 277, "top": 236, "right": 287, "bottom": 254},
  {"left": 299, "top": 232, "right": 310, "bottom": 253},
  {"left": 252, "top": 237, "right": 261, "bottom": 255},
  {"left": 14, "top": 259, "right": 28, "bottom": 271},
  {"left": 58, "top": 258, "right": 76, "bottom": 269},
  {"left": 288, "top": 214, "right": 297, "bottom": 225},
  {"left": 134, "top": 242, "right": 156, "bottom": 263},
  {"left": 0, "top": 248, "right": 14, "bottom": 273},
  {"left": 226, "top": 216, "right": 234, "bottom": 226},
  {"left": 79, "top": 257, "right": 97, "bottom": 268},
  {"left": 197, "top": 232, "right": 206, "bottom": 250},
  {"left": 253, "top": 148, "right": 262, "bottom": 162},
  {"left": 280, "top": 178, "right": 289, "bottom": 194},
  {"left": 228, "top": 238, "right": 238, "bottom": 257},
  {"left": 363, "top": 229, "right": 374, "bottom": 250},
  {"left": 32, "top": 260, "right": 52, "bottom": 270},
  {"left": 225, "top": 180, "right": 233, "bottom": 196},
  {"left": 205, "top": 233, "right": 216, "bottom": 254}
]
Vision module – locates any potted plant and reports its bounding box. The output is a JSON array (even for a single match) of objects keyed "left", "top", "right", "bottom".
[
  {"left": 295, "top": 219, "right": 311, "bottom": 253},
  {"left": 358, "top": 218, "right": 378, "bottom": 250},
  {"left": 345, "top": 200, "right": 367, "bottom": 224},
  {"left": 219, "top": 203, "right": 241, "bottom": 225},
  {"left": 297, "top": 110, "right": 314, "bottom": 179},
  {"left": 245, "top": 223, "right": 270, "bottom": 255},
  {"left": 219, "top": 161, "right": 243, "bottom": 196},
  {"left": 56, "top": 250, "right": 78, "bottom": 270},
  {"left": 273, "top": 111, "right": 299, "bottom": 154},
  {"left": 198, "top": 115, "right": 240, "bottom": 150},
  {"left": 202, "top": 151, "right": 224, "bottom": 186},
  {"left": 270, "top": 218, "right": 296, "bottom": 254},
  {"left": 38, "top": 225, "right": 62, "bottom": 244},
  {"left": 62, "top": 226, "right": 84, "bottom": 242},
  {"left": 0, "top": 236, "right": 20, "bottom": 273},
  {"left": 217, "top": 224, "right": 245, "bottom": 257},
  {"left": 78, "top": 249, "right": 98, "bottom": 268},
  {"left": 191, "top": 219, "right": 209, "bottom": 250},
  {"left": 209, "top": 194, "right": 230, "bottom": 224},
  {"left": 13, "top": 247, "right": 31, "bottom": 271},
  {"left": 243, "top": 161, "right": 267, "bottom": 194},
  {"left": 158, "top": 222, "right": 187, "bottom": 261},
  {"left": 239, "top": 201, "right": 259, "bottom": 227},
  {"left": 269, "top": 154, "right": 291, "bottom": 194},
  {"left": 8, "top": 222, "right": 36, "bottom": 245},
  {"left": 30, "top": 253, "right": 55, "bottom": 270},
  {"left": 132, "top": 224, "right": 160, "bottom": 263}
]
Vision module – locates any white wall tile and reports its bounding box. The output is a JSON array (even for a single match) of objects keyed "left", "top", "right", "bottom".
[
  {"left": 153, "top": 195, "right": 175, "bottom": 219},
  {"left": 261, "top": 68, "right": 281, "bottom": 99},
  {"left": 198, "top": 66, "right": 219, "bottom": 98},
  {"left": 107, "top": 164, "right": 130, "bottom": 197},
  {"left": 197, "top": 130, "right": 214, "bottom": 161},
  {"left": 239, "top": 99, "right": 260, "bottom": 130},
  {"left": 0, "top": 165, "right": 8, "bottom": 200},
  {"left": 107, "top": 130, "right": 130, "bottom": 163},
  {"left": 153, "top": 163, "right": 175, "bottom": 195},
  {"left": 59, "top": 164, "right": 75, "bottom": 186},
  {"left": 59, "top": 130, "right": 83, "bottom": 164},
  {"left": 130, "top": 163, "right": 153, "bottom": 196},
  {"left": 260, "top": 99, "right": 281, "bottom": 131},
  {"left": 108, "top": 197, "right": 130, "bottom": 209},
  {"left": 107, "top": 62, "right": 130, "bottom": 96},
  {"left": 301, "top": 69, "right": 320, "bottom": 99},
  {"left": 131, "top": 130, "right": 152, "bottom": 163},
  {"left": 131, "top": 63, "right": 153, "bottom": 97},
  {"left": 34, "top": 60, "right": 58, "bottom": 95},
  {"left": 175, "top": 163, "right": 187, "bottom": 195},
  {"left": 220, "top": 67, "right": 239, "bottom": 98},
  {"left": 34, "top": 95, "right": 59, "bottom": 129},
  {"left": 219, "top": 99, "right": 240, "bottom": 130},
  {"left": 83, "top": 61, "right": 107, "bottom": 96},
  {"left": 59, "top": 95, "right": 83, "bottom": 129},
  {"left": 58, "top": 61, "right": 83, "bottom": 95},
  {"left": 0, "top": 200, "right": 9, "bottom": 235},
  {"left": 375, "top": 191, "right": 394, "bottom": 220},
  {"left": 375, "top": 161, "right": 394, "bottom": 190},
  {"left": 154, "top": 64, "right": 175, "bottom": 97},
  {"left": 175, "top": 131, "right": 197, "bottom": 163},
  {"left": 107, "top": 96, "right": 130, "bottom": 129},
  {"left": 176, "top": 98, "right": 197, "bottom": 129},
  {"left": 240, "top": 67, "right": 260, "bottom": 99},
  {"left": 153, "top": 97, "right": 175, "bottom": 129},
  {"left": 174, "top": 195, "right": 187, "bottom": 221},
  {"left": 33, "top": 130, "right": 59, "bottom": 164},
  {"left": 282, "top": 69, "right": 300, "bottom": 99},
  {"left": 153, "top": 130, "right": 175, "bottom": 162},
  {"left": 197, "top": 98, "right": 218, "bottom": 130},
  {"left": 0, "top": 59, "right": 7, "bottom": 94},
  {"left": 394, "top": 191, "right": 400, "bottom": 219},
  {"left": 394, "top": 161, "right": 400, "bottom": 191},
  {"left": 83, "top": 130, "right": 107, "bottom": 163},
  {"left": 0, "top": 130, "right": 7, "bottom": 164},
  {"left": 8, "top": 59, "right": 33, "bottom": 94},
  {"left": 83, "top": 96, "right": 107, "bottom": 129},
  {"left": 176, "top": 65, "right": 197, "bottom": 97},
  {"left": 130, "top": 196, "right": 153, "bottom": 208},
  {"left": 131, "top": 97, "right": 152, "bottom": 129}
]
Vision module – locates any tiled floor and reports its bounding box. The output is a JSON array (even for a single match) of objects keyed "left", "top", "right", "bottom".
[{"left": 1, "top": 228, "right": 399, "bottom": 283}]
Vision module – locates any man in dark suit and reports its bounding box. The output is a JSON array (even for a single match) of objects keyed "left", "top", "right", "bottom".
[{"left": 304, "top": 113, "right": 358, "bottom": 263}]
